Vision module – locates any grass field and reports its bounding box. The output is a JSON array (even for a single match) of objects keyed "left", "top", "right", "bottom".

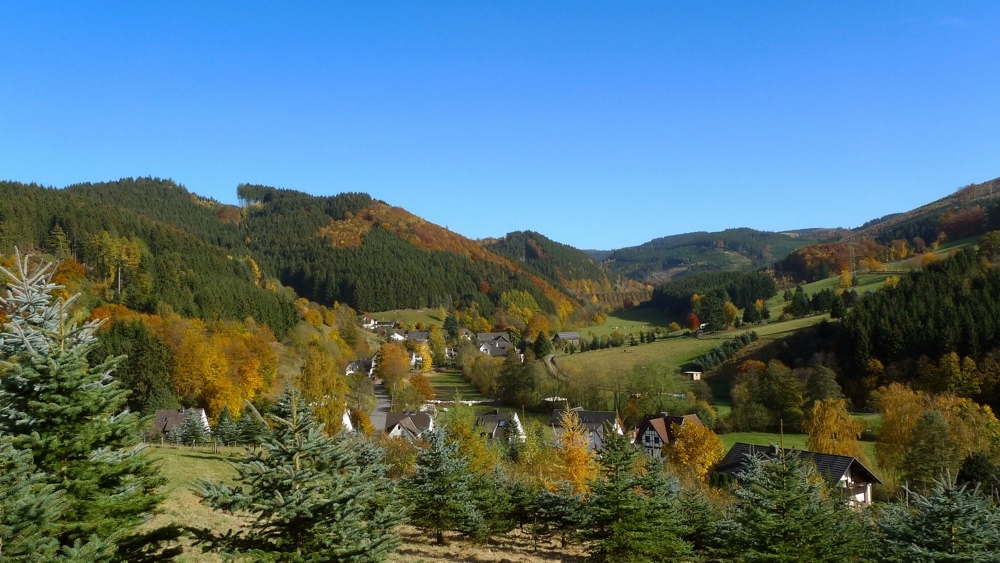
[
  {"left": 424, "top": 368, "right": 486, "bottom": 401},
  {"left": 555, "top": 334, "right": 721, "bottom": 374},
  {"left": 368, "top": 309, "right": 445, "bottom": 329},
  {"left": 578, "top": 307, "right": 675, "bottom": 338}
]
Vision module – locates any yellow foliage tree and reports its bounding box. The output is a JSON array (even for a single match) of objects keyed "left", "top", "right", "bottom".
[
  {"left": 374, "top": 342, "right": 410, "bottom": 391},
  {"left": 410, "top": 373, "right": 436, "bottom": 400},
  {"left": 666, "top": 422, "right": 724, "bottom": 482},
  {"left": 297, "top": 344, "right": 350, "bottom": 434},
  {"left": 839, "top": 269, "right": 853, "bottom": 288},
  {"left": 875, "top": 383, "right": 925, "bottom": 482},
  {"left": 552, "top": 408, "right": 598, "bottom": 493},
  {"left": 415, "top": 341, "right": 433, "bottom": 372},
  {"left": 723, "top": 302, "right": 739, "bottom": 326},
  {"left": 526, "top": 313, "right": 550, "bottom": 341},
  {"left": 304, "top": 308, "right": 323, "bottom": 329},
  {"left": 443, "top": 399, "right": 498, "bottom": 473},
  {"left": 804, "top": 399, "right": 866, "bottom": 462}
]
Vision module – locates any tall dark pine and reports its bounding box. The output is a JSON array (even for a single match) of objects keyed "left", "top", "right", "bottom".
[
  {"left": 193, "top": 388, "right": 401, "bottom": 562},
  {"left": 583, "top": 432, "right": 690, "bottom": 562},
  {"left": 0, "top": 251, "right": 168, "bottom": 560},
  {"left": 404, "top": 427, "right": 481, "bottom": 545},
  {"left": 721, "top": 450, "right": 867, "bottom": 562}
]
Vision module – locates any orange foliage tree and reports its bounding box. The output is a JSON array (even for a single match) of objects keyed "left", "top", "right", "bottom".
[
  {"left": 374, "top": 342, "right": 410, "bottom": 391},
  {"left": 410, "top": 373, "right": 436, "bottom": 401},
  {"left": 804, "top": 398, "right": 866, "bottom": 462}
]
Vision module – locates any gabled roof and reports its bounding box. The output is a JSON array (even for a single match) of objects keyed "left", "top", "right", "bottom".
[
  {"left": 635, "top": 413, "right": 702, "bottom": 445},
  {"left": 714, "top": 442, "right": 882, "bottom": 485},
  {"left": 476, "top": 409, "right": 518, "bottom": 439},
  {"left": 550, "top": 407, "right": 620, "bottom": 433},
  {"left": 477, "top": 332, "right": 512, "bottom": 344},
  {"left": 384, "top": 412, "right": 433, "bottom": 434},
  {"left": 153, "top": 408, "right": 209, "bottom": 435},
  {"left": 406, "top": 331, "right": 429, "bottom": 342},
  {"left": 553, "top": 332, "right": 581, "bottom": 341}
]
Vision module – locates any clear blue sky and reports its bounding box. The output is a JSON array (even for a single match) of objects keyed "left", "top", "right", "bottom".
[{"left": 2, "top": 2, "right": 999, "bottom": 250}]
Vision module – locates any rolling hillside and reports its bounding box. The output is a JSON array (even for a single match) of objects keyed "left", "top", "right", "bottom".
[
  {"left": 7, "top": 178, "right": 612, "bottom": 325},
  {"left": 601, "top": 228, "right": 818, "bottom": 283}
]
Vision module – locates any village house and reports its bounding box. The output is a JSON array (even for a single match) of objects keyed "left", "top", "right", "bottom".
[
  {"left": 152, "top": 407, "right": 211, "bottom": 437},
  {"left": 477, "top": 331, "right": 513, "bottom": 358},
  {"left": 683, "top": 370, "right": 702, "bottom": 381},
  {"left": 550, "top": 407, "right": 624, "bottom": 451},
  {"left": 384, "top": 412, "right": 434, "bottom": 441},
  {"left": 713, "top": 443, "right": 882, "bottom": 507},
  {"left": 633, "top": 413, "right": 703, "bottom": 458},
  {"left": 475, "top": 409, "right": 526, "bottom": 442},
  {"left": 552, "top": 332, "right": 581, "bottom": 347},
  {"left": 345, "top": 358, "right": 375, "bottom": 378}
]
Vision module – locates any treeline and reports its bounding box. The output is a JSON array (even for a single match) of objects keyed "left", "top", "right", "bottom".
[
  {"left": 604, "top": 227, "right": 807, "bottom": 281},
  {"left": 651, "top": 270, "right": 777, "bottom": 316},
  {"left": 0, "top": 181, "right": 297, "bottom": 338}
]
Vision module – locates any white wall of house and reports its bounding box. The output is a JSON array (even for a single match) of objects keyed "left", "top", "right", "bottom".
[{"left": 638, "top": 428, "right": 665, "bottom": 458}]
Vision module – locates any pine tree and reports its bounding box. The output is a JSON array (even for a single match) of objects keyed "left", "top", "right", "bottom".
[
  {"left": 0, "top": 251, "right": 168, "bottom": 559},
  {"left": 404, "top": 426, "right": 480, "bottom": 545},
  {"left": 44, "top": 224, "right": 72, "bottom": 259},
  {"left": 721, "top": 450, "right": 867, "bottom": 562},
  {"left": 236, "top": 405, "right": 268, "bottom": 449},
  {"left": 532, "top": 483, "right": 585, "bottom": 549},
  {"left": 878, "top": 480, "right": 1000, "bottom": 561},
  {"left": 175, "top": 412, "right": 209, "bottom": 446},
  {"left": 212, "top": 405, "right": 240, "bottom": 446},
  {"left": 193, "top": 388, "right": 401, "bottom": 561},
  {"left": 583, "top": 432, "right": 690, "bottom": 562}
]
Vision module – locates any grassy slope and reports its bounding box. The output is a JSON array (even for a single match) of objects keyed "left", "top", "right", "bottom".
[
  {"left": 424, "top": 368, "right": 486, "bottom": 401},
  {"left": 368, "top": 309, "right": 445, "bottom": 329}
]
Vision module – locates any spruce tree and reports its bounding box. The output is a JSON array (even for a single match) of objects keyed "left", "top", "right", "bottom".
[
  {"left": 902, "top": 410, "right": 962, "bottom": 493},
  {"left": 721, "top": 450, "right": 867, "bottom": 562},
  {"left": 583, "top": 432, "right": 690, "bottom": 562},
  {"left": 404, "top": 426, "right": 480, "bottom": 545},
  {"left": 174, "top": 412, "right": 209, "bottom": 446},
  {"left": 532, "top": 482, "right": 585, "bottom": 549},
  {"left": 212, "top": 405, "right": 240, "bottom": 446},
  {"left": 193, "top": 388, "right": 401, "bottom": 561},
  {"left": 878, "top": 480, "right": 1000, "bottom": 561},
  {"left": 236, "top": 405, "right": 268, "bottom": 448},
  {"left": 0, "top": 251, "right": 168, "bottom": 560}
]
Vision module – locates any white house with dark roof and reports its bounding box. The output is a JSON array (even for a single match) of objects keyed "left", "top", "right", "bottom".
[
  {"left": 713, "top": 443, "right": 882, "bottom": 507},
  {"left": 384, "top": 412, "right": 434, "bottom": 441},
  {"left": 475, "top": 409, "right": 526, "bottom": 442}
]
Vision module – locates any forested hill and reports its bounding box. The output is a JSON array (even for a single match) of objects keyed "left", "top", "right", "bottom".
[
  {"left": 11, "top": 178, "right": 604, "bottom": 324},
  {"left": 0, "top": 180, "right": 298, "bottom": 337},
  {"left": 483, "top": 231, "right": 621, "bottom": 296},
  {"left": 602, "top": 228, "right": 813, "bottom": 283}
]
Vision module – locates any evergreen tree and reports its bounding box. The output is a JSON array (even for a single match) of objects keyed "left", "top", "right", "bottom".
[
  {"left": 44, "top": 224, "right": 72, "bottom": 259},
  {"left": 0, "top": 252, "right": 168, "bottom": 559},
  {"left": 443, "top": 313, "right": 459, "bottom": 341},
  {"left": 236, "top": 406, "right": 268, "bottom": 449},
  {"left": 193, "top": 388, "right": 401, "bottom": 562},
  {"left": 743, "top": 302, "right": 761, "bottom": 324},
  {"left": 212, "top": 406, "right": 240, "bottom": 446},
  {"left": 468, "top": 465, "right": 516, "bottom": 541},
  {"left": 88, "top": 319, "right": 174, "bottom": 415},
  {"left": 830, "top": 295, "right": 848, "bottom": 319},
  {"left": 957, "top": 451, "right": 1000, "bottom": 492},
  {"left": 721, "top": 450, "right": 867, "bottom": 562},
  {"left": 533, "top": 335, "right": 553, "bottom": 358},
  {"left": 532, "top": 483, "right": 585, "bottom": 549},
  {"left": 878, "top": 480, "right": 1000, "bottom": 561},
  {"left": 583, "top": 432, "right": 690, "bottom": 562},
  {"left": 403, "top": 427, "right": 480, "bottom": 545},
  {"left": 174, "top": 412, "right": 209, "bottom": 446}
]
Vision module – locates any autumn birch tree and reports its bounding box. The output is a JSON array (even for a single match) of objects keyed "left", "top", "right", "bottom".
[{"left": 552, "top": 408, "right": 598, "bottom": 494}]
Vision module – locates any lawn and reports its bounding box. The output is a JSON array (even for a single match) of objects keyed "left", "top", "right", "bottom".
[
  {"left": 577, "top": 307, "right": 675, "bottom": 338},
  {"left": 555, "top": 335, "right": 721, "bottom": 374},
  {"left": 424, "top": 368, "right": 486, "bottom": 401},
  {"left": 368, "top": 308, "right": 445, "bottom": 329}
]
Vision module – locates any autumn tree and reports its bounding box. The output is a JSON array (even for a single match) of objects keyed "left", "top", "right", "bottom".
[
  {"left": 875, "top": 383, "right": 925, "bottom": 483},
  {"left": 552, "top": 408, "right": 598, "bottom": 494},
  {"left": 297, "top": 343, "right": 350, "bottom": 434},
  {"left": 374, "top": 342, "right": 410, "bottom": 391},
  {"left": 666, "top": 421, "right": 724, "bottom": 482},
  {"left": 902, "top": 410, "right": 963, "bottom": 493},
  {"left": 723, "top": 302, "right": 739, "bottom": 327},
  {"left": 804, "top": 399, "right": 866, "bottom": 461},
  {"left": 410, "top": 373, "right": 436, "bottom": 401}
]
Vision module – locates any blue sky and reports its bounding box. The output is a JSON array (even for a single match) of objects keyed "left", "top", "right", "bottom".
[{"left": 2, "top": 2, "right": 999, "bottom": 250}]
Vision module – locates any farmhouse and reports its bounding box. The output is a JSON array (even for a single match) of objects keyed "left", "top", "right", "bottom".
[
  {"left": 384, "top": 412, "right": 434, "bottom": 441},
  {"left": 346, "top": 358, "right": 374, "bottom": 377},
  {"left": 552, "top": 332, "right": 581, "bottom": 347},
  {"left": 633, "top": 413, "right": 703, "bottom": 458},
  {"left": 477, "top": 331, "right": 513, "bottom": 358},
  {"left": 152, "top": 407, "right": 210, "bottom": 436},
  {"left": 475, "top": 409, "right": 526, "bottom": 442},
  {"left": 713, "top": 443, "right": 882, "bottom": 507},
  {"left": 550, "top": 407, "right": 624, "bottom": 452}
]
